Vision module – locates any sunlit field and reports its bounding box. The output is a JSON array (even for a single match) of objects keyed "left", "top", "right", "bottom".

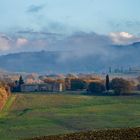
[{"left": 0, "top": 93, "right": 140, "bottom": 140}]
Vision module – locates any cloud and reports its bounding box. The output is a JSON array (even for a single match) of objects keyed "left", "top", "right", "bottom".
[
  {"left": 1, "top": 30, "right": 140, "bottom": 56},
  {"left": 109, "top": 20, "right": 140, "bottom": 35},
  {"left": 16, "top": 38, "right": 28, "bottom": 47},
  {"left": 17, "top": 30, "right": 62, "bottom": 37},
  {"left": 27, "top": 4, "right": 45, "bottom": 13},
  {"left": 0, "top": 34, "right": 12, "bottom": 51},
  {"left": 55, "top": 32, "right": 118, "bottom": 64},
  {"left": 109, "top": 32, "right": 140, "bottom": 45}
]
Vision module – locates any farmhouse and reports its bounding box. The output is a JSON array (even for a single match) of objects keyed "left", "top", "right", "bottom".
[{"left": 21, "top": 82, "right": 63, "bottom": 92}]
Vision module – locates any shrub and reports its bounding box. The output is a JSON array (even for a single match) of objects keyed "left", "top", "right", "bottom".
[
  {"left": 87, "top": 82, "right": 105, "bottom": 94},
  {"left": 71, "top": 79, "right": 87, "bottom": 91},
  {"left": 0, "top": 85, "right": 11, "bottom": 110}
]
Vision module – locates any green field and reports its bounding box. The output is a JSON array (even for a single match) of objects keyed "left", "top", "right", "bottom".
[{"left": 0, "top": 93, "right": 140, "bottom": 140}]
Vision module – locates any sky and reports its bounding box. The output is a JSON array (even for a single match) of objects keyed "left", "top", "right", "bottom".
[{"left": 0, "top": 0, "right": 140, "bottom": 54}]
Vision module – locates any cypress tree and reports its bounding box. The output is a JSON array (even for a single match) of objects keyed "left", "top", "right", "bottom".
[
  {"left": 19, "top": 75, "right": 24, "bottom": 92},
  {"left": 106, "top": 74, "right": 110, "bottom": 92},
  {"left": 19, "top": 75, "right": 24, "bottom": 85}
]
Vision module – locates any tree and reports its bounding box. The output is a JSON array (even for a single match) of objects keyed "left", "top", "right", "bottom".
[
  {"left": 19, "top": 76, "right": 24, "bottom": 92},
  {"left": 87, "top": 82, "right": 105, "bottom": 94},
  {"left": 71, "top": 79, "right": 87, "bottom": 91},
  {"left": 111, "top": 78, "right": 133, "bottom": 95},
  {"left": 65, "top": 78, "right": 71, "bottom": 90},
  {"left": 137, "top": 84, "right": 140, "bottom": 91},
  {"left": 106, "top": 74, "right": 110, "bottom": 92},
  {"left": 19, "top": 75, "right": 24, "bottom": 85}
]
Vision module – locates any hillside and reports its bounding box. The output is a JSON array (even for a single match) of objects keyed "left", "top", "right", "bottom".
[{"left": 0, "top": 42, "right": 140, "bottom": 73}]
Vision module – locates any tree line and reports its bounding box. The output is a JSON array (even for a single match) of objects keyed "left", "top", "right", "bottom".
[
  {"left": 7, "top": 74, "right": 139, "bottom": 95},
  {"left": 68, "top": 75, "right": 136, "bottom": 95}
]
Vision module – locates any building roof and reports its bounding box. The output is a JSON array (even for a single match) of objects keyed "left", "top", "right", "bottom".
[{"left": 22, "top": 82, "right": 62, "bottom": 86}]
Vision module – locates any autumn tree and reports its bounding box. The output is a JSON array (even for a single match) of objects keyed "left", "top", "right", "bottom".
[{"left": 111, "top": 78, "right": 133, "bottom": 95}]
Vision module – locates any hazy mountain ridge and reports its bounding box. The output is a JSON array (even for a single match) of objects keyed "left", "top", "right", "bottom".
[{"left": 0, "top": 42, "right": 140, "bottom": 73}]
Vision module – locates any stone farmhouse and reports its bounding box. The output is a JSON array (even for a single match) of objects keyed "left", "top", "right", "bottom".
[{"left": 21, "top": 82, "right": 63, "bottom": 92}]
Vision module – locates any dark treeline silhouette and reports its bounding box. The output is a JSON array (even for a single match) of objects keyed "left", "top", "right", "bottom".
[{"left": 12, "top": 76, "right": 24, "bottom": 92}]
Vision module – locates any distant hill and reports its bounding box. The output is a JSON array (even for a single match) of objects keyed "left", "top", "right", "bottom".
[{"left": 0, "top": 42, "right": 140, "bottom": 73}]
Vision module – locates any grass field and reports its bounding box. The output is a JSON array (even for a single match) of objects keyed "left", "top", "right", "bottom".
[{"left": 0, "top": 93, "right": 140, "bottom": 140}]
